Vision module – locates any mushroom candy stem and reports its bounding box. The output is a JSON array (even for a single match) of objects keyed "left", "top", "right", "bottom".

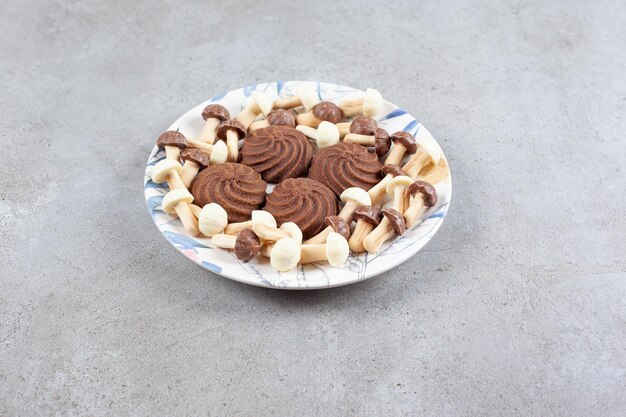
[
  {"left": 260, "top": 222, "right": 303, "bottom": 257},
  {"left": 343, "top": 128, "right": 391, "bottom": 157},
  {"left": 296, "top": 101, "right": 343, "bottom": 128},
  {"left": 211, "top": 229, "right": 261, "bottom": 262},
  {"left": 401, "top": 128, "right": 444, "bottom": 179},
  {"left": 235, "top": 91, "right": 274, "bottom": 129},
  {"left": 385, "top": 131, "right": 418, "bottom": 165},
  {"left": 198, "top": 104, "right": 230, "bottom": 143},
  {"left": 157, "top": 131, "right": 188, "bottom": 162},
  {"left": 296, "top": 121, "right": 340, "bottom": 148},
  {"left": 367, "top": 164, "right": 406, "bottom": 206},
  {"left": 339, "top": 88, "right": 384, "bottom": 118},
  {"left": 151, "top": 159, "right": 187, "bottom": 191},
  {"left": 403, "top": 180, "right": 438, "bottom": 228},
  {"left": 362, "top": 208, "right": 406, "bottom": 254},
  {"left": 224, "top": 210, "right": 277, "bottom": 235},
  {"left": 362, "top": 176, "right": 413, "bottom": 254},
  {"left": 348, "top": 205, "right": 382, "bottom": 253},
  {"left": 300, "top": 233, "right": 350, "bottom": 267},
  {"left": 161, "top": 189, "right": 200, "bottom": 236},
  {"left": 272, "top": 84, "right": 320, "bottom": 111},
  {"left": 303, "top": 187, "right": 370, "bottom": 244}
]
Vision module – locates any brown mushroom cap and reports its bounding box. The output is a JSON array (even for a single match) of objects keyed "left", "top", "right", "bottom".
[
  {"left": 234, "top": 228, "right": 261, "bottom": 262},
  {"left": 202, "top": 104, "right": 230, "bottom": 121},
  {"left": 267, "top": 109, "right": 296, "bottom": 127},
  {"left": 381, "top": 208, "right": 406, "bottom": 236},
  {"left": 374, "top": 128, "right": 391, "bottom": 156},
  {"left": 390, "top": 131, "right": 417, "bottom": 154},
  {"left": 350, "top": 116, "right": 377, "bottom": 135},
  {"left": 409, "top": 180, "right": 438, "bottom": 207},
  {"left": 381, "top": 164, "right": 404, "bottom": 177},
  {"left": 157, "top": 131, "right": 188, "bottom": 149},
  {"left": 352, "top": 205, "right": 382, "bottom": 227},
  {"left": 180, "top": 148, "right": 210, "bottom": 168},
  {"left": 325, "top": 216, "right": 350, "bottom": 240},
  {"left": 216, "top": 120, "right": 247, "bottom": 141},
  {"left": 312, "top": 101, "right": 343, "bottom": 124}
]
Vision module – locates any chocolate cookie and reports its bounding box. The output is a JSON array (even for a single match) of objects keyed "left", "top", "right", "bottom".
[
  {"left": 190, "top": 163, "right": 267, "bottom": 223},
  {"left": 308, "top": 142, "right": 383, "bottom": 196},
  {"left": 263, "top": 178, "right": 337, "bottom": 240},
  {"left": 240, "top": 126, "right": 314, "bottom": 183}
]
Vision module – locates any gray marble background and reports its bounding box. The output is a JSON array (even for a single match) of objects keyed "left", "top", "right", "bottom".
[{"left": 1, "top": 0, "right": 625, "bottom": 416}]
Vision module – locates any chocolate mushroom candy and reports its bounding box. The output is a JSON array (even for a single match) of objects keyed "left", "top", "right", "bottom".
[
  {"left": 248, "top": 109, "right": 296, "bottom": 132},
  {"left": 224, "top": 210, "right": 276, "bottom": 235},
  {"left": 269, "top": 237, "right": 302, "bottom": 271},
  {"left": 367, "top": 164, "right": 406, "bottom": 205},
  {"left": 384, "top": 131, "right": 418, "bottom": 165},
  {"left": 303, "top": 215, "right": 351, "bottom": 245},
  {"left": 296, "top": 101, "right": 343, "bottom": 128},
  {"left": 161, "top": 188, "right": 200, "bottom": 236},
  {"left": 151, "top": 158, "right": 186, "bottom": 190},
  {"left": 300, "top": 232, "right": 350, "bottom": 267},
  {"left": 183, "top": 135, "right": 229, "bottom": 164},
  {"left": 211, "top": 228, "right": 261, "bottom": 262},
  {"left": 272, "top": 84, "right": 320, "bottom": 111},
  {"left": 296, "top": 121, "right": 340, "bottom": 148},
  {"left": 216, "top": 120, "right": 247, "bottom": 162},
  {"left": 419, "top": 157, "right": 450, "bottom": 185},
  {"left": 235, "top": 91, "right": 274, "bottom": 129},
  {"left": 260, "top": 222, "right": 303, "bottom": 257},
  {"left": 348, "top": 205, "right": 382, "bottom": 253},
  {"left": 180, "top": 148, "right": 209, "bottom": 188},
  {"left": 339, "top": 88, "right": 384, "bottom": 118},
  {"left": 199, "top": 104, "right": 230, "bottom": 143},
  {"left": 336, "top": 116, "right": 378, "bottom": 138},
  {"left": 157, "top": 131, "right": 188, "bottom": 161},
  {"left": 303, "top": 187, "right": 370, "bottom": 244},
  {"left": 401, "top": 128, "right": 444, "bottom": 179},
  {"left": 362, "top": 208, "right": 406, "bottom": 254},
  {"left": 198, "top": 203, "right": 228, "bottom": 237},
  {"left": 403, "top": 180, "right": 437, "bottom": 228},
  {"left": 343, "top": 128, "right": 391, "bottom": 156}
]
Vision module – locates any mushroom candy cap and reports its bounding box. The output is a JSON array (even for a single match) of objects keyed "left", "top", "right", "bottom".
[
  {"left": 390, "top": 131, "right": 418, "bottom": 154},
  {"left": 381, "top": 164, "right": 404, "bottom": 178},
  {"left": 350, "top": 116, "right": 377, "bottom": 135},
  {"left": 325, "top": 232, "right": 350, "bottom": 267},
  {"left": 234, "top": 228, "right": 261, "bottom": 262},
  {"left": 216, "top": 120, "right": 247, "bottom": 141},
  {"left": 325, "top": 216, "right": 351, "bottom": 240},
  {"left": 181, "top": 148, "right": 210, "bottom": 168},
  {"left": 312, "top": 102, "right": 343, "bottom": 124},
  {"left": 352, "top": 205, "right": 382, "bottom": 227},
  {"left": 409, "top": 180, "right": 438, "bottom": 207},
  {"left": 157, "top": 130, "right": 188, "bottom": 149},
  {"left": 374, "top": 128, "right": 391, "bottom": 156},
  {"left": 202, "top": 104, "right": 230, "bottom": 121},
  {"left": 381, "top": 208, "right": 406, "bottom": 236},
  {"left": 267, "top": 109, "right": 296, "bottom": 127}
]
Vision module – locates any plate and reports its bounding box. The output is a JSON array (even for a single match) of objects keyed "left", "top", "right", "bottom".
[{"left": 144, "top": 81, "right": 451, "bottom": 289}]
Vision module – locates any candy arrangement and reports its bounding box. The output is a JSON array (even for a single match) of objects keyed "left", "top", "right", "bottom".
[{"left": 150, "top": 84, "right": 448, "bottom": 272}]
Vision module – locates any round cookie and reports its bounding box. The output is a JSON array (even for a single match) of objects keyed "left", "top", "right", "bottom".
[
  {"left": 190, "top": 163, "right": 267, "bottom": 223},
  {"left": 308, "top": 142, "right": 383, "bottom": 196},
  {"left": 263, "top": 178, "right": 337, "bottom": 240},
  {"left": 240, "top": 126, "right": 314, "bottom": 183}
]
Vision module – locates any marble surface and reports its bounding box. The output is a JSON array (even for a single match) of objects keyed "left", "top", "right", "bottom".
[{"left": 1, "top": 0, "right": 625, "bottom": 415}]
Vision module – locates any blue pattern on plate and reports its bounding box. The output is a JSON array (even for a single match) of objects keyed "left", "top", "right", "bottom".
[
  {"left": 146, "top": 196, "right": 164, "bottom": 213},
  {"left": 381, "top": 109, "right": 407, "bottom": 120},
  {"left": 163, "top": 231, "right": 210, "bottom": 250}
]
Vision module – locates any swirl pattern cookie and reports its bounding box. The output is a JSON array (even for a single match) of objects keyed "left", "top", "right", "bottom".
[
  {"left": 308, "top": 142, "right": 382, "bottom": 196},
  {"left": 190, "top": 163, "right": 267, "bottom": 223},
  {"left": 263, "top": 178, "right": 337, "bottom": 240},
  {"left": 240, "top": 126, "right": 314, "bottom": 182}
]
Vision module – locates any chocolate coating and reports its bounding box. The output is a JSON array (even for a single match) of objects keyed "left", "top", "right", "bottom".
[
  {"left": 325, "top": 216, "right": 350, "bottom": 240},
  {"left": 267, "top": 109, "right": 296, "bottom": 127},
  {"left": 352, "top": 205, "right": 382, "bottom": 227},
  {"left": 202, "top": 104, "right": 230, "bottom": 121},
  {"left": 381, "top": 208, "right": 406, "bottom": 236},
  {"left": 181, "top": 148, "right": 210, "bottom": 168},
  {"left": 391, "top": 131, "right": 418, "bottom": 154},
  {"left": 190, "top": 163, "right": 267, "bottom": 223},
  {"left": 350, "top": 116, "right": 377, "bottom": 135},
  {"left": 157, "top": 131, "right": 188, "bottom": 149},
  {"left": 263, "top": 178, "right": 337, "bottom": 240},
  {"left": 240, "top": 126, "right": 314, "bottom": 183},
  {"left": 312, "top": 102, "right": 343, "bottom": 124},
  {"left": 216, "top": 120, "right": 246, "bottom": 141},
  {"left": 374, "top": 128, "right": 391, "bottom": 156},
  {"left": 409, "top": 180, "right": 437, "bottom": 207},
  {"left": 234, "top": 228, "right": 261, "bottom": 262},
  {"left": 309, "top": 143, "right": 383, "bottom": 196},
  {"left": 381, "top": 164, "right": 404, "bottom": 177}
]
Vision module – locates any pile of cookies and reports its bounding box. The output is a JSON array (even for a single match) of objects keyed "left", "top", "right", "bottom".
[{"left": 151, "top": 84, "right": 447, "bottom": 271}]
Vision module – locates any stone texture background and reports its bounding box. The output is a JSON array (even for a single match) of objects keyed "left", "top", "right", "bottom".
[{"left": 1, "top": 0, "right": 625, "bottom": 415}]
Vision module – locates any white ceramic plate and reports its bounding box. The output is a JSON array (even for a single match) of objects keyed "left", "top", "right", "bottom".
[{"left": 144, "top": 81, "right": 451, "bottom": 289}]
